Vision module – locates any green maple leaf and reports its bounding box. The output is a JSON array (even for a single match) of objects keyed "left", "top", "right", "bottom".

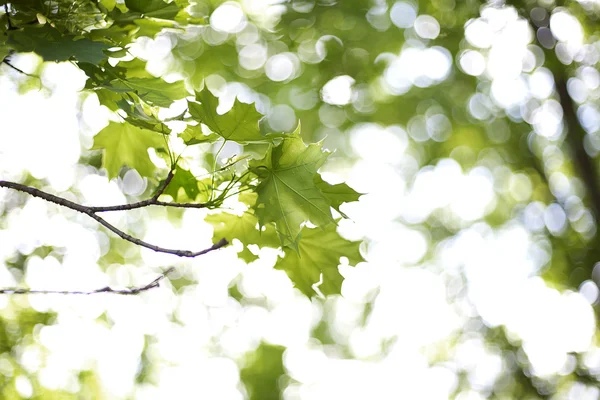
[
  {"left": 249, "top": 134, "right": 334, "bottom": 248},
  {"left": 115, "top": 97, "right": 171, "bottom": 133},
  {"left": 100, "top": 0, "right": 117, "bottom": 11},
  {"left": 241, "top": 342, "right": 285, "bottom": 400},
  {"left": 125, "top": 0, "right": 180, "bottom": 19},
  {"left": 8, "top": 25, "right": 109, "bottom": 64},
  {"left": 314, "top": 175, "right": 362, "bottom": 217},
  {"left": 0, "top": 45, "right": 10, "bottom": 62},
  {"left": 134, "top": 18, "right": 177, "bottom": 38},
  {"left": 94, "top": 89, "right": 122, "bottom": 111},
  {"left": 162, "top": 165, "right": 199, "bottom": 201},
  {"left": 275, "top": 224, "right": 364, "bottom": 297},
  {"left": 92, "top": 121, "right": 165, "bottom": 179},
  {"left": 114, "top": 59, "right": 152, "bottom": 79},
  {"left": 188, "top": 89, "right": 270, "bottom": 143},
  {"left": 178, "top": 124, "right": 220, "bottom": 145},
  {"left": 205, "top": 212, "right": 279, "bottom": 262},
  {"left": 108, "top": 77, "right": 187, "bottom": 107}
]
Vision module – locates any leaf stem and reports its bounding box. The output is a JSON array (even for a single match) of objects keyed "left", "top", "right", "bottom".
[{"left": 210, "top": 140, "right": 227, "bottom": 202}]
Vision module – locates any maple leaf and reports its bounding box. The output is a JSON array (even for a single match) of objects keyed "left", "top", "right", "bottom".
[
  {"left": 274, "top": 224, "right": 364, "bottom": 297},
  {"left": 188, "top": 89, "right": 270, "bottom": 143},
  {"left": 178, "top": 124, "right": 220, "bottom": 145},
  {"left": 92, "top": 121, "right": 165, "bottom": 179},
  {"left": 205, "top": 212, "right": 279, "bottom": 262},
  {"left": 314, "top": 175, "right": 362, "bottom": 217},
  {"left": 8, "top": 25, "right": 109, "bottom": 64},
  {"left": 125, "top": 0, "right": 180, "bottom": 19},
  {"left": 241, "top": 342, "right": 285, "bottom": 400},
  {"left": 249, "top": 134, "right": 334, "bottom": 248},
  {"left": 108, "top": 78, "right": 188, "bottom": 108},
  {"left": 162, "top": 165, "right": 199, "bottom": 201}
]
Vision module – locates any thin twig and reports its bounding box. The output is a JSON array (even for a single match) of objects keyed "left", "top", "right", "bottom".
[
  {"left": 3, "top": 4, "right": 13, "bottom": 30},
  {"left": 85, "top": 169, "right": 175, "bottom": 211},
  {"left": 0, "top": 180, "right": 228, "bottom": 257},
  {"left": 153, "top": 168, "right": 175, "bottom": 200},
  {"left": 2, "top": 60, "right": 30, "bottom": 76},
  {"left": 0, "top": 267, "right": 176, "bottom": 295},
  {"left": 87, "top": 170, "right": 209, "bottom": 212},
  {"left": 90, "top": 198, "right": 210, "bottom": 212}
]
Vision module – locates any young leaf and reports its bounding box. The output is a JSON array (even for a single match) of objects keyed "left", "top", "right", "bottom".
[
  {"left": 114, "top": 59, "right": 153, "bottom": 79},
  {"left": 188, "top": 89, "right": 269, "bottom": 143},
  {"left": 134, "top": 18, "right": 177, "bottom": 39},
  {"left": 115, "top": 97, "right": 171, "bottom": 133},
  {"left": 125, "top": 0, "right": 180, "bottom": 19},
  {"left": 94, "top": 89, "right": 123, "bottom": 111},
  {"left": 100, "top": 0, "right": 117, "bottom": 11},
  {"left": 240, "top": 342, "right": 286, "bottom": 400},
  {"left": 314, "top": 175, "right": 362, "bottom": 217},
  {"left": 0, "top": 45, "right": 10, "bottom": 62},
  {"left": 274, "top": 223, "right": 364, "bottom": 297},
  {"left": 8, "top": 26, "right": 109, "bottom": 64},
  {"left": 179, "top": 124, "right": 220, "bottom": 145},
  {"left": 108, "top": 78, "right": 188, "bottom": 107},
  {"left": 162, "top": 165, "right": 200, "bottom": 201},
  {"left": 205, "top": 212, "right": 279, "bottom": 262},
  {"left": 92, "top": 121, "right": 165, "bottom": 179},
  {"left": 249, "top": 134, "right": 334, "bottom": 248}
]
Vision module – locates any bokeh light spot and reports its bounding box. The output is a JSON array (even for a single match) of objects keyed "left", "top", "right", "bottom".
[
  {"left": 414, "top": 15, "right": 440, "bottom": 40},
  {"left": 322, "top": 75, "right": 355, "bottom": 106},
  {"left": 210, "top": 2, "right": 247, "bottom": 33},
  {"left": 390, "top": 2, "right": 417, "bottom": 29}
]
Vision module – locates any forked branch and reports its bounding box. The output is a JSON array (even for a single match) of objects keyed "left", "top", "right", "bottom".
[
  {"left": 86, "top": 170, "right": 211, "bottom": 212},
  {"left": 0, "top": 172, "right": 228, "bottom": 257}
]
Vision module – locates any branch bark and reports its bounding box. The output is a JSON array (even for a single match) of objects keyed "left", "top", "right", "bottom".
[
  {"left": 87, "top": 170, "right": 210, "bottom": 212},
  {"left": 0, "top": 178, "right": 228, "bottom": 257},
  {"left": 0, "top": 267, "right": 175, "bottom": 295},
  {"left": 555, "top": 78, "right": 600, "bottom": 219}
]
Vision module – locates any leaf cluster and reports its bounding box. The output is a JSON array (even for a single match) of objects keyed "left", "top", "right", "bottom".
[{"left": 0, "top": 0, "right": 363, "bottom": 298}]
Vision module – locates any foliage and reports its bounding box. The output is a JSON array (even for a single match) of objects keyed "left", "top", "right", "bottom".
[
  {"left": 249, "top": 132, "right": 335, "bottom": 249},
  {"left": 1, "top": 0, "right": 363, "bottom": 296},
  {"left": 274, "top": 223, "right": 363, "bottom": 297},
  {"left": 2, "top": 0, "right": 600, "bottom": 398},
  {"left": 92, "top": 121, "right": 166, "bottom": 179},
  {"left": 188, "top": 90, "right": 270, "bottom": 143},
  {"left": 240, "top": 342, "right": 286, "bottom": 400}
]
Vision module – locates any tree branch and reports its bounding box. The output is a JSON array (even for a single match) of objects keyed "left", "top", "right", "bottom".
[
  {"left": 87, "top": 170, "right": 210, "bottom": 212},
  {"left": 3, "top": 4, "right": 13, "bottom": 31},
  {"left": 2, "top": 59, "right": 29, "bottom": 76},
  {"left": 0, "top": 180, "right": 228, "bottom": 257},
  {"left": 0, "top": 267, "right": 176, "bottom": 295},
  {"left": 88, "top": 198, "right": 210, "bottom": 212},
  {"left": 555, "top": 78, "right": 600, "bottom": 219}
]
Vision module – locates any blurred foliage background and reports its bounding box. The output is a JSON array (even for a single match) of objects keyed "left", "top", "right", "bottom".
[{"left": 3, "top": 0, "right": 600, "bottom": 398}]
